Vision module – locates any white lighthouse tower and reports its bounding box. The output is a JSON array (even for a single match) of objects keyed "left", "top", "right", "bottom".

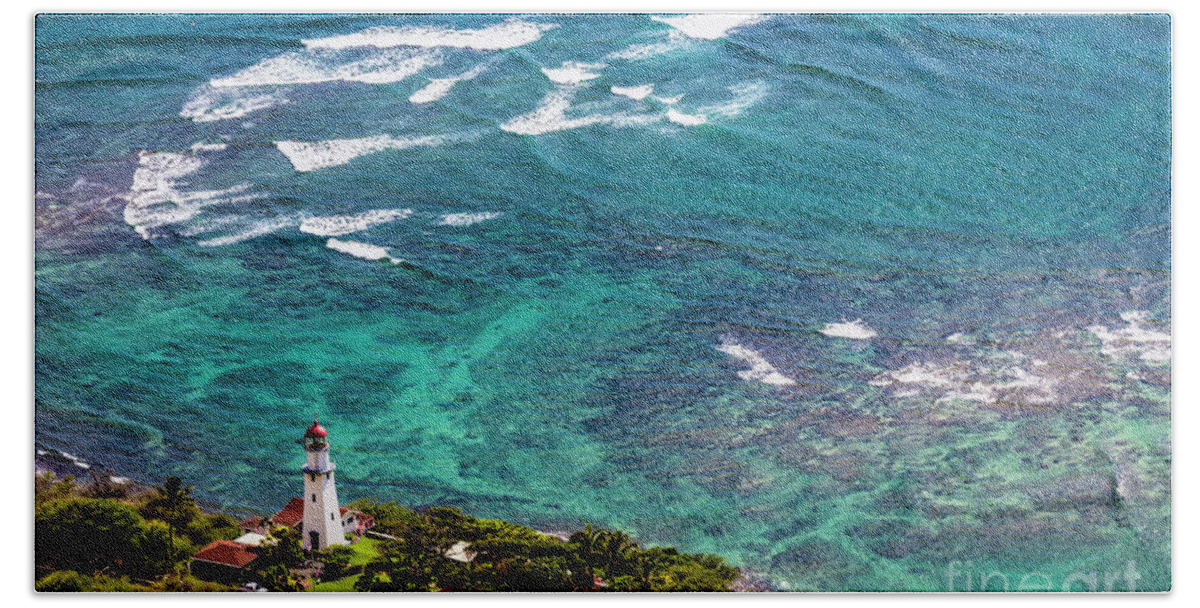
[{"left": 300, "top": 417, "right": 348, "bottom": 551}]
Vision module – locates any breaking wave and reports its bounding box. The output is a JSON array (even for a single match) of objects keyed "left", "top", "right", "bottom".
[
  {"left": 651, "top": 14, "right": 765, "bottom": 40},
  {"left": 275, "top": 135, "right": 447, "bottom": 172},
  {"left": 302, "top": 20, "right": 556, "bottom": 51},
  {"left": 300, "top": 209, "right": 414, "bottom": 236}
]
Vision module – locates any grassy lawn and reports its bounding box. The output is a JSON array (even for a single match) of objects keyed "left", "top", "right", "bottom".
[
  {"left": 307, "top": 537, "right": 383, "bottom": 591},
  {"left": 346, "top": 537, "right": 380, "bottom": 566},
  {"left": 310, "top": 573, "right": 361, "bottom": 592}
]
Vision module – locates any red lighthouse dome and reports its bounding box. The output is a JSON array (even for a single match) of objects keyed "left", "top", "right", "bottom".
[{"left": 305, "top": 418, "right": 328, "bottom": 438}]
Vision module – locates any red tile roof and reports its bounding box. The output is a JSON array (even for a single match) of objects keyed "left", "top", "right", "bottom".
[
  {"left": 192, "top": 540, "right": 258, "bottom": 568},
  {"left": 239, "top": 516, "right": 264, "bottom": 529},
  {"left": 271, "top": 499, "right": 374, "bottom": 529},
  {"left": 340, "top": 508, "right": 374, "bottom": 527},
  {"left": 273, "top": 497, "right": 305, "bottom": 528}
]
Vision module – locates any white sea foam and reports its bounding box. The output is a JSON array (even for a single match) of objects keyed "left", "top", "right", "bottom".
[
  {"left": 276, "top": 134, "right": 445, "bottom": 172},
  {"left": 300, "top": 208, "right": 413, "bottom": 236},
  {"left": 409, "top": 65, "right": 484, "bottom": 104},
  {"left": 303, "top": 20, "right": 556, "bottom": 51},
  {"left": 542, "top": 61, "right": 606, "bottom": 85},
  {"left": 440, "top": 211, "right": 502, "bottom": 226},
  {"left": 176, "top": 215, "right": 244, "bottom": 238},
  {"left": 210, "top": 48, "right": 440, "bottom": 87},
  {"left": 651, "top": 14, "right": 765, "bottom": 40},
  {"left": 703, "top": 81, "right": 768, "bottom": 117},
  {"left": 657, "top": 82, "right": 763, "bottom": 128},
  {"left": 326, "top": 238, "right": 402, "bottom": 264},
  {"left": 611, "top": 84, "right": 654, "bottom": 101},
  {"left": 716, "top": 339, "right": 796, "bottom": 386},
  {"left": 57, "top": 450, "right": 91, "bottom": 469},
  {"left": 1088, "top": 311, "right": 1171, "bottom": 362},
  {"left": 410, "top": 79, "right": 458, "bottom": 104},
  {"left": 181, "top": 86, "right": 287, "bottom": 122},
  {"left": 197, "top": 215, "right": 299, "bottom": 247},
  {"left": 190, "top": 141, "right": 229, "bottom": 153},
  {"left": 501, "top": 89, "right": 656, "bottom": 136},
  {"left": 667, "top": 108, "right": 707, "bottom": 126},
  {"left": 607, "top": 30, "right": 690, "bottom": 60},
  {"left": 122, "top": 152, "right": 256, "bottom": 240},
  {"left": 819, "top": 319, "right": 877, "bottom": 340}
]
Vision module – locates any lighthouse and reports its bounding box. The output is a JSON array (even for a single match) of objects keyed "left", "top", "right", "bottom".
[{"left": 300, "top": 417, "right": 348, "bottom": 551}]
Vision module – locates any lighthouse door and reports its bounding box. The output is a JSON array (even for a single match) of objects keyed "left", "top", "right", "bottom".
[{"left": 310, "top": 530, "right": 320, "bottom": 550}]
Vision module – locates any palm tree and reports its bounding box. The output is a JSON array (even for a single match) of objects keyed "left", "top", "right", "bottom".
[
  {"left": 569, "top": 524, "right": 603, "bottom": 570},
  {"left": 598, "top": 529, "right": 638, "bottom": 574},
  {"left": 145, "top": 476, "right": 197, "bottom": 564}
]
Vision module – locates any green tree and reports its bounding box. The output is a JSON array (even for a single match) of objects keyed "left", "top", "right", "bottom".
[
  {"left": 142, "top": 476, "right": 199, "bottom": 564},
  {"left": 495, "top": 556, "right": 575, "bottom": 591},
  {"left": 345, "top": 498, "right": 418, "bottom": 536},
  {"left": 314, "top": 545, "right": 355, "bottom": 581},
  {"left": 597, "top": 529, "right": 639, "bottom": 576},
  {"left": 258, "top": 564, "right": 302, "bottom": 592},
  {"left": 35, "top": 497, "right": 172, "bottom": 578},
  {"left": 184, "top": 513, "right": 239, "bottom": 547},
  {"left": 354, "top": 537, "right": 437, "bottom": 592},
  {"left": 252, "top": 526, "right": 304, "bottom": 571},
  {"left": 569, "top": 523, "right": 603, "bottom": 572}
]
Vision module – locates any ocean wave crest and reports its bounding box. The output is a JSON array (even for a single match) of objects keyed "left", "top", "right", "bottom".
[
  {"left": 541, "top": 61, "right": 606, "bottom": 85},
  {"left": 181, "top": 86, "right": 288, "bottom": 123},
  {"left": 651, "top": 14, "right": 765, "bottom": 40},
  {"left": 122, "top": 152, "right": 258, "bottom": 240},
  {"left": 326, "top": 238, "right": 403, "bottom": 264},
  {"left": 210, "top": 47, "right": 440, "bottom": 87},
  {"left": 501, "top": 88, "right": 657, "bottom": 136},
  {"left": 440, "top": 211, "right": 501, "bottom": 226},
  {"left": 409, "top": 65, "right": 485, "bottom": 104},
  {"left": 276, "top": 134, "right": 446, "bottom": 172},
  {"left": 300, "top": 209, "right": 414, "bottom": 236},
  {"left": 302, "top": 20, "right": 556, "bottom": 51}
]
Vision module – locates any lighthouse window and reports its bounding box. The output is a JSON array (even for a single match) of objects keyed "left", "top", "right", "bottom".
[
  {"left": 331, "top": 512, "right": 335, "bottom": 521},
  {"left": 312, "top": 493, "right": 316, "bottom": 503}
]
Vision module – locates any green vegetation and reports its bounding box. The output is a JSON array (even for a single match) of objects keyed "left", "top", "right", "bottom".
[
  {"left": 35, "top": 496, "right": 173, "bottom": 580},
  {"left": 141, "top": 476, "right": 197, "bottom": 564},
  {"left": 34, "top": 472, "right": 238, "bottom": 592},
  {"left": 311, "top": 573, "right": 363, "bottom": 592},
  {"left": 35, "top": 570, "right": 238, "bottom": 593},
  {"left": 35, "top": 473, "right": 740, "bottom": 592},
  {"left": 333, "top": 501, "right": 739, "bottom": 592},
  {"left": 250, "top": 527, "right": 306, "bottom": 591}
]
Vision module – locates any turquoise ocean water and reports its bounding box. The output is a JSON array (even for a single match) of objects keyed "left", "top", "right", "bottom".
[{"left": 35, "top": 14, "right": 1170, "bottom": 591}]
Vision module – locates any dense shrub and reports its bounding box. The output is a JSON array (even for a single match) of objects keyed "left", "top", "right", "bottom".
[{"left": 35, "top": 498, "right": 172, "bottom": 579}]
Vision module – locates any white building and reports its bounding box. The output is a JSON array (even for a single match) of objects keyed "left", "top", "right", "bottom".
[{"left": 300, "top": 418, "right": 349, "bottom": 551}]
